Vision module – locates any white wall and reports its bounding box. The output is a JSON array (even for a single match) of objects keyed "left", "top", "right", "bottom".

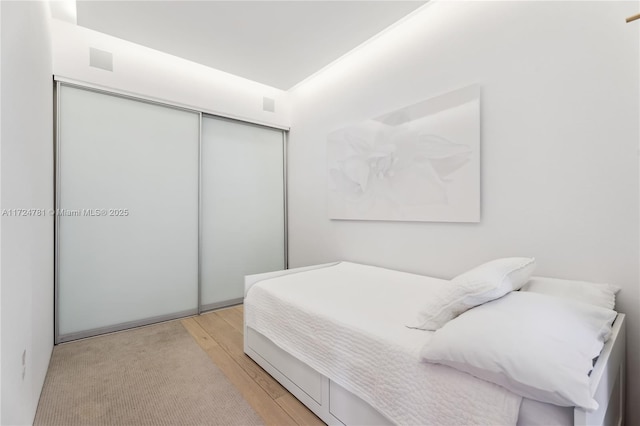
[
  {"left": 288, "top": 0, "right": 640, "bottom": 420},
  {"left": 51, "top": 19, "right": 291, "bottom": 129},
  {"left": 0, "top": 2, "right": 3, "bottom": 421},
  {"left": 0, "top": 1, "right": 54, "bottom": 424}
]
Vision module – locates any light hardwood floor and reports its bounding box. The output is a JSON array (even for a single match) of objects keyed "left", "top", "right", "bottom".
[{"left": 181, "top": 305, "right": 325, "bottom": 426}]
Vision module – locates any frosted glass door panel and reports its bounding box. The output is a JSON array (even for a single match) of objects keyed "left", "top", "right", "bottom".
[
  {"left": 58, "top": 86, "right": 199, "bottom": 337},
  {"left": 201, "top": 116, "right": 285, "bottom": 308}
]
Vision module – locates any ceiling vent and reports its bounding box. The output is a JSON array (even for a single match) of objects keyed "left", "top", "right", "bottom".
[
  {"left": 89, "top": 48, "right": 113, "bottom": 72},
  {"left": 263, "top": 97, "right": 275, "bottom": 113}
]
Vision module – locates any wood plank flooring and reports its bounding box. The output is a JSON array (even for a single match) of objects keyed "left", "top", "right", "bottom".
[{"left": 181, "top": 305, "right": 325, "bottom": 426}]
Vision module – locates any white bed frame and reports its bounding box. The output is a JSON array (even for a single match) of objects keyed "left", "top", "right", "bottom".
[{"left": 243, "top": 264, "right": 626, "bottom": 426}]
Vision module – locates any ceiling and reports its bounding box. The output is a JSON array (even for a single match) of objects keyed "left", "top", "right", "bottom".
[{"left": 76, "top": 1, "right": 426, "bottom": 90}]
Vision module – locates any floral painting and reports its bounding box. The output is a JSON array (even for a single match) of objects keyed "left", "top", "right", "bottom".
[{"left": 327, "top": 85, "right": 480, "bottom": 222}]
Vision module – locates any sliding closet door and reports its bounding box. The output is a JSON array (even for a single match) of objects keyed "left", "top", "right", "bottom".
[
  {"left": 57, "top": 85, "right": 199, "bottom": 341},
  {"left": 201, "top": 116, "right": 285, "bottom": 310}
]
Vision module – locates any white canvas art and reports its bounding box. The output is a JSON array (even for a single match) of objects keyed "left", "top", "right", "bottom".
[{"left": 327, "top": 85, "right": 480, "bottom": 222}]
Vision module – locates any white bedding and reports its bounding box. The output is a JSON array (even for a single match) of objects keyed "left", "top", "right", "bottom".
[
  {"left": 518, "top": 398, "right": 572, "bottom": 426},
  {"left": 245, "top": 261, "right": 522, "bottom": 425}
]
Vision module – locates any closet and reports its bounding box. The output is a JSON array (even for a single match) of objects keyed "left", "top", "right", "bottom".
[
  {"left": 200, "top": 116, "right": 285, "bottom": 310},
  {"left": 56, "top": 83, "right": 286, "bottom": 343}
]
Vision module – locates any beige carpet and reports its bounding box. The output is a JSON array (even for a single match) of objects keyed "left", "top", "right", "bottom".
[{"left": 34, "top": 320, "right": 263, "bottom": 426}]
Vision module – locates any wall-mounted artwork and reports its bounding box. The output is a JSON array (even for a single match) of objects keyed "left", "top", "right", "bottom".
[{"left": 327, "top": 85, "right": 480, "bottom": 222}]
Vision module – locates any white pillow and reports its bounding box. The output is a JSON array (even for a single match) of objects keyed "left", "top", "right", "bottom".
[
  {"left": 521, "top": 276, "right": 620, "bottom": 310},
  {"left": 408, "top": 257, "right": 535, "bottom": 330},
  {"left": 420, "top": 291, "right": 617, "bottom": 411}
]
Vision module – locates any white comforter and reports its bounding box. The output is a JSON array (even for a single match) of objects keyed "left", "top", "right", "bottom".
[{"left": 245, "top": 262, "right": 522, "bottom": 425}]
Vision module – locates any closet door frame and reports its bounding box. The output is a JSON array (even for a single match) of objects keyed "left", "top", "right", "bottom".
[{"left": 53, "top": 79, "right": 288, "bottom": 344}]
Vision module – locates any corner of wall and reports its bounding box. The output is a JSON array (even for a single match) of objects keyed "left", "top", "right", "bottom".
[{"left": 1, "top": 1, "right": 54, "bottom": 424}]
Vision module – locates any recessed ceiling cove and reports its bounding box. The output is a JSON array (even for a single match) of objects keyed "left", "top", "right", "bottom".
[{"left": 76, "top": 1, "right": 426, "bottom": 90}]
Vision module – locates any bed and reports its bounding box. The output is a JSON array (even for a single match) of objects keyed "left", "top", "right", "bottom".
[{"left": 243, "top": 261, "right": 626, "bottom": 426}]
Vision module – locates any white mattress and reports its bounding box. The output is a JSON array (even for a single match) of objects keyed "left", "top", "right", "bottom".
[{"left": 245, "top": 261, "right": 523, "bottom": 425}]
